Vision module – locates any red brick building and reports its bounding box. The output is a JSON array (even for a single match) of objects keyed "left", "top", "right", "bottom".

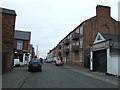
[
  {"left": 47, "top": 5, "right": 120, "bottom": 68},
  {"left": 13, "top": 30, "right": 31, "bottom": 65},
  {"left": 1, "top": 7, "right": 17, "bottom": 73}
]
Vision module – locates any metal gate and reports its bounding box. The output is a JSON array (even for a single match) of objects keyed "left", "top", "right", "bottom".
[{"left": 93, "top": 49, "right": 107, "bottom": 73}]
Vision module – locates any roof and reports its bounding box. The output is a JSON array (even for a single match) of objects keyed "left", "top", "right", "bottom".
[
  {"left": 14, "top": 30, "right": 31, "bottom": 40},
  {"left": 57, "top": 16, "right": 96, "bottom": 45},
  {"left": 100, "top": 32, "right": 120, "bottom": 49},
  {"left": 0, "top": 7, "right": 17, "bottom": 16},
  {"left": 100, "top": 32, "right": 120, "bottom": 42}
]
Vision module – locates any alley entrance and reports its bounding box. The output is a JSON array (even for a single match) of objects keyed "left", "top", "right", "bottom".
[{"left": 93, "top": 49, "right": 107, "bottom": 73}]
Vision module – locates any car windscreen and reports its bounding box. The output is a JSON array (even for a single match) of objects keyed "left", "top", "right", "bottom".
[
  {"left": 30, "top": 59, "right": 40, "bottom": 63},
  {"left": 56, "top": 60, "right": 61, "bottom": 62}
]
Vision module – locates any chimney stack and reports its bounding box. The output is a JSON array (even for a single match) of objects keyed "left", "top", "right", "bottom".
[{"left": 96, "top": 5, "right": 111, "bottom": 17}]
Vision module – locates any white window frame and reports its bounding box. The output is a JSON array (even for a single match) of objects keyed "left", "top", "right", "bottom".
[
  {"left": 70, "top": 34, "right": 72, "bottom": 40},
  {"left": 80, "top": 38, "right": 83, "bottom": 48},
  {"left": 17, "top": 40, "right": 23, "bottom": 50},
  {"left": 76, "top": 29, "right": 79, "bottom": 33},
  {"left": 70, "top": 44, "right": 72, "bottom": 51},
  {"left": 73, "top": 41, "right": 79, "bottom": 45},
  {"left": 79, "top": 52, "right": 83, "bottom": 62},
  {"left": 80, "top": 26, "right": 83, "bottom": 35}
]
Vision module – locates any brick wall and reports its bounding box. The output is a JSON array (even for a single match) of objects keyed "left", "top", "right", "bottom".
[
  {"left": 2, "top": 12, "right": 16, "bottom": 73},
  {"left": 2, "top": 14, "right": 16, "bottom": 45},
  {"left": 49, "top": 5, "right": 120, "bottom": 68},
  {"left": 83, "top": 5, "right": 120, "bottom": 68},
  {"left": 23, "top": 40, "right": 29, "bottom": 51}
]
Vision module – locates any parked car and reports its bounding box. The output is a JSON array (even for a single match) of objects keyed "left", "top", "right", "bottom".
[
  {"left": 14, "top": 59, "right": 20, "bottom": 67},
  {"left": 55, "top": 59, "right": 63, "bottom": 66},
  {"left": 45, "top": 59, "right": 52, "bottom": 63},
  {"left": 28, "top": 59, "right": 42, "bottom": 72}
]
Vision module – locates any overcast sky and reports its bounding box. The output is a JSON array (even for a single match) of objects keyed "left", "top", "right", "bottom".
[{"left": 0, "top": 0, "right": 119, "bottom": 58}]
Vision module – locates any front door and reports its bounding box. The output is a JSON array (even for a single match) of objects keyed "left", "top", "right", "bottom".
[
  {"left": 93, "top": 49, "right": 107, "bottom": 73},
  {"left": 19, "top": 54, "right": 23, "bottom": 62}
]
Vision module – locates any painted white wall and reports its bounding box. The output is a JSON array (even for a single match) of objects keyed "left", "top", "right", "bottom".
[
  {"left": 107, "top": 48, "right": 111, "bottom": 74},
  {"left": 90, "top": 51, "right": 93, "bottom": 70},
  {"left": 29, "top": 54, "right": 31, "bottom": 62},
  {"left": 107, "top": 52, "right": 120, "bottom": 76}
]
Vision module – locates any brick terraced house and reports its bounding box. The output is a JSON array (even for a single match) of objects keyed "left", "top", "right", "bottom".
[
  {"left": 13, "top": 30, "right": 31, "bottom": 65},
  {"left": 47, "top": 5, "right": 120, "bottom": 69},
  {"left": 1, "top": 7, "right": 17, "bottom": 73}
]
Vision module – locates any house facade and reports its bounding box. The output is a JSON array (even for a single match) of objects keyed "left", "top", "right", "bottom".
[
  {"left": 1, "top": 7, "right": 17, "bottom": 73},
  {"left": 47, "top": 5, "right": 120, "bottom": 68},
  {"left": 47, "top": 46, "right": 58, "bottom": 62},
  {"left": 13, "top": 30, "right": 31, "bottom": 65},
  {"left": 90, "top": 32, "right": 120, "bottom": 76}
]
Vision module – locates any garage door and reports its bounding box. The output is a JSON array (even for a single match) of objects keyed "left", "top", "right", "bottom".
[{"left": 93, "top": 49, "right": 107, "bottom": 73}]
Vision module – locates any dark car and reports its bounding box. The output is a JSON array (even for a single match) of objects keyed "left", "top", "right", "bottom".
[{"left": 28, "top": 59, "right": 42, "bottom": 72}]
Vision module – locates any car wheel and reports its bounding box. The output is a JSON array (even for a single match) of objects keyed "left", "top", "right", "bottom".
[{"left": 28, "top": 68, "right": 30, "bottom": 71}]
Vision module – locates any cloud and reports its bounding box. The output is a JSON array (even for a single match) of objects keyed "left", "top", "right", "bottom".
[{"left": 0, "top": 0, "right": 118, "bottom": 58}]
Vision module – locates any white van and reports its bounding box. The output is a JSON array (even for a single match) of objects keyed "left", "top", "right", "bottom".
[{"left": 14, "top": 59, "right": 20, "bottom": 67}]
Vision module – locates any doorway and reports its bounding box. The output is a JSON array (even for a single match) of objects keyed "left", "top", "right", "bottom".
[{"left": 93, "top": 49, "right": 107, "bottom": 73}]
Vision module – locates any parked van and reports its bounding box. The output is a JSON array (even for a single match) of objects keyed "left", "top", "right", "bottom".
[{"left": 14, "top": 59, "right": 20, "bottom": 67}]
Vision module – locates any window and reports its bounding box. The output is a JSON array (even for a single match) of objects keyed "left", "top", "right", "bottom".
[
  {"left": 73, "top": 42, "right": 76, "bottom": 45},
  {"left": 76, "top": 41, "right": 79, "bottom": 45},
  {"left": 80, "top": 26, "right": 83, "bottom": 35},
  {"left": 70, "top": 34, "right": 72, "bottom": 40},
  {"left": 73, "top": 41, "right": 79, "bottom": 45},
  {"left": 76, "top": 29, "right": 79, "bottom": 33},
  {"left": 70, "top": 44, "right": 72, "bottom": 51},
  {"left": 68, "top": 36, "right": 70, "bottom": 39},
  {"left": 79, "top": 52, "right": 83, "bottom": 62},
  {"left": 17, "top": 40, "right": 23, "bottom": 50},
  {"left": 80, "top": 38, "right": 83, "bottom": 48},
  {"left": 67, "top": 45, "right": 69, "bottom": 48}
]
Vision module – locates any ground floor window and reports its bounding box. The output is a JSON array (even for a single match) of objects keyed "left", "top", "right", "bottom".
[{"left": 79, "top": 52, "right": 83, "bottom": 62}]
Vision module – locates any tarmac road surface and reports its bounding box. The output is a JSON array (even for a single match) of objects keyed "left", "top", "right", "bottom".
[{"left": 20, "top": 63, "right": 118, "bottom": 88}]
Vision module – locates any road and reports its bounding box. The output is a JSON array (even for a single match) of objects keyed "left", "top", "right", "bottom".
[{"left": 20, "top": 63, "right": 118, "bottom": 88}]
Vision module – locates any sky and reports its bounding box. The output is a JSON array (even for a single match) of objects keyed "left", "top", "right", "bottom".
[{"left": 0, "top": 0, "right": 119, "bottom": 58}]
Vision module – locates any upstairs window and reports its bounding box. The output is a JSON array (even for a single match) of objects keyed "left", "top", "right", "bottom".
[
  {"left": 80, "top": 38, "right": 83, "bottom": 48},
  {"left": 70, "top": 44, "right": 72, "bottom": 51},
  {"left": 80, "top": 26, "right": 83, "bottom": 35},
  {"left": 76, "top": 29, "right": 79, "bottom": 33},
  {"left": 73, "top": 41, "right": 79, "bottom": 45},
  {"left": 17, "top": 40, "right": 23, "bottom": 50},
  {"left": 79, "top": 52, "right": 83, "bottom": 62}
]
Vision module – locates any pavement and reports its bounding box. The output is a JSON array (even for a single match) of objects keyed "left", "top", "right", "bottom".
[
  {"left": 63, "top": 64, "right": 119, "bottom": 87},
  {"left": 2, "top": 65, "right": 30, "bottom": 88},
  {"left": 1, "top": 63, "right": 120, "bottom": 88}
]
